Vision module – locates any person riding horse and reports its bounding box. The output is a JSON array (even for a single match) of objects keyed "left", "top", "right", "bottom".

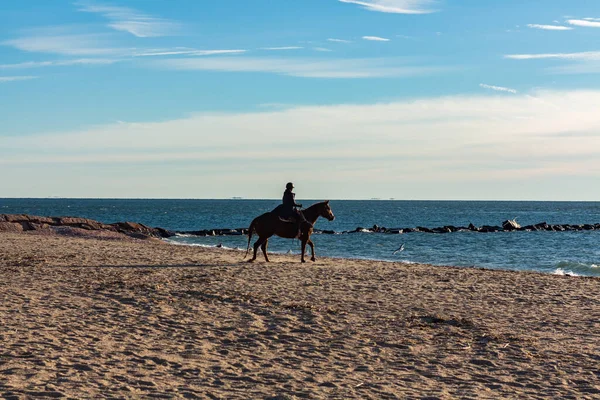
[{"left": 280, "top": 182, "right": 304, "bottom": 223}]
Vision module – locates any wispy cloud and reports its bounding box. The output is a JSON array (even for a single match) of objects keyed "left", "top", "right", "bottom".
[
  {"left": 479, "top": 83, "right": 517, "bottom": 94},
  {"left": 339, "top": 0, "right": 439, "bottom": 14},
  {"left": 153, "top": 56, "right": 448, "bottom": 79},
  {"left": 567, "top": 19, "right": 600, "bottom": 28},
  {"left": 362, "top": 36, "right": 390, "bottom": 41},
  {"left": 133, "top": 49, "right": 247, "bottom": 57},
  {"left": 527, "top": 24, "right": 573, "bottom": 31},
  {"left": 75, "top": 1, "right": 181, "bottom": 37},
  {"left": 327, "top": 38, "right": 352, "bottom": 43},
  {"left": 259, "top": 47, "right": 303, "bottom": 51},
  {"left": 3, "top": 31, "right": 123, "bottom": 56},
  {"left": 0, "top": 76, "right": 38, "bottom": 83},
  {"left": 505, "top": 51, "right": 600, "bottom": 61},
  {"left": 313, "top": 47, "right": 332, "bottom": 52},
  {"left": 506, "top": 51, "right": 600, "bottom": 75},
  {"left": 0, "top": 58, "right": 119, "bottom": 69}
]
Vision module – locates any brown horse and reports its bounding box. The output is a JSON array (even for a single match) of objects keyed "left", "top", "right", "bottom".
[{"left": 245, "top": 201, "right": 335, "bottom": 263}]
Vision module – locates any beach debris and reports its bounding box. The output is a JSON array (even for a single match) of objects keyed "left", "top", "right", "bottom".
[
  {"left": 392, "top": 243, "right": 405, "bottom": 254},
  {"left": 502, "top": 218, "right": 521, "bottom": 231}
]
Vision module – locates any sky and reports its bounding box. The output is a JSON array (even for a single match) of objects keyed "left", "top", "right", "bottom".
[{"left": 1, "top": 0, "right": 600, "bottom": 200}]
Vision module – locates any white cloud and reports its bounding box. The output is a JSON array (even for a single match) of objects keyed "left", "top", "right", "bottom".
[
  {"left": 76, "top": 1, "right": 180, "bottom": 37},
  {"left": 152, "top": 56, "right": 446, "bottom": 78},
  {"left": 0, "top": 76, "right": 38, "bottom": 83},
  {"left": 327, "top": 38, "right": 352, "bottom": 43},
  {"left": 0, "top": 59, "right": 119, "bottom": 69},
  {"left": 506, "top": 50, "right": 600, "bottom": 75},
  {"left": 3, "top": 90, "right": 600, "bottom": 199},
  {"left": 259, "top": 47, "right": 303, "bottom": 51},
  {"left": 526, "top": 24, "right": 573, "bottom": 31},
  {"left": 313, "top": 47, "right": 332, "bottom": 52},
  {"left": 567, "top": 19, "right": 600, "bottom": 28},
  {"left": 3, "top": 32, "right": 123, "bottom": 56},
  {"left": 133, "top": 49, "right": 247, "bottom": 57},
  {"left": 505, "top": 51, "right": 600, "bottom": 61},
  {"left": 339, "top": 0, "right": 439, "bottom": 14},
  {"left": 362, "top": 36, "right": 390, "bottom": 41},
  {"left": 479, "top": 84, "right": 517, "bottom": 94}
]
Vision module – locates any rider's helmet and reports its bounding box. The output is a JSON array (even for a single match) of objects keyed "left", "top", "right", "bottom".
[{"left": 286, "top": 182, "right": 294, "bottom": 190}]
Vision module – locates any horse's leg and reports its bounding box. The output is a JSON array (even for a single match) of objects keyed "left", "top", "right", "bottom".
[
  {"left": 308, "top": 238, "right": 316, "bottom": 262},
  {"left": 260, "top": 239, "right": 270, "bottom": 262},
  {"left": 300, "top": 238, "right": 307, "bottom": 263},
  {"left": 248, "top": 236, "right": 264, "bottom": 263}
]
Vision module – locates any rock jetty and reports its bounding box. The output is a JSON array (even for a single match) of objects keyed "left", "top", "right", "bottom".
[{"left": 2, "top": 214, "right": 598, "bottom": 240}]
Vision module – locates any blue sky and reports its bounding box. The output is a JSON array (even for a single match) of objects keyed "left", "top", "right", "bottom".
[{"left": 1, "top": 0, "right": 600, "bottom": 199}]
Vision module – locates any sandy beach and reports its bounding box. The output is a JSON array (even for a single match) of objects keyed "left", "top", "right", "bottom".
[{"left": 1, "top": 231, "right": 600, "bottom": 399}]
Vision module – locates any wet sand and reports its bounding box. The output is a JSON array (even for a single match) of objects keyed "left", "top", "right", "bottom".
[{"left": 1, "top": 231, "right": 600, "bottom": 399}]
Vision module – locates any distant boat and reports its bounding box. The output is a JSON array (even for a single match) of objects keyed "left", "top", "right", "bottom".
[
  {"left": 231, "top": 197, "right": 243, "bottom": 200},
  {"left": 370, "top": 198, "right": 381, "bottom": 200}
]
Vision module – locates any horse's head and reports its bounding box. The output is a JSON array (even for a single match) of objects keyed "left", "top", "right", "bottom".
[{"left": 319, "top": 200, "right": 335, "bottom": 221}]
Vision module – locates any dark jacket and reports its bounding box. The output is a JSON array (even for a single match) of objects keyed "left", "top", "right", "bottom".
[{"left": 281, "top": 189, "right": 301, "bottom": 217}]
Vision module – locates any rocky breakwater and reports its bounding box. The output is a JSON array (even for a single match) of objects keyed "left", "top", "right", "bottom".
[
  {"left": 0, "top": 214, "right": 174, "bottom": 240},
  {"left": 334, "top": 220, "right": 600, "bottom": 235}
]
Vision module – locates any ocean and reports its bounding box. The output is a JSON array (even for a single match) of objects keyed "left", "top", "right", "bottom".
[{"left": 2, "top": 198, "right": 599, "bottom": 277}]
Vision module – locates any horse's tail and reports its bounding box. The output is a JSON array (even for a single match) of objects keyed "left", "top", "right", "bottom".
[{"left": 244, "top": 218, "right": 256, "bottom": 259}]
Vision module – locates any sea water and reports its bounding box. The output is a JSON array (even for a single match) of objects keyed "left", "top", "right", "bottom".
[{"left": 2, "top": 199, "right": 599, "bottom": 277}]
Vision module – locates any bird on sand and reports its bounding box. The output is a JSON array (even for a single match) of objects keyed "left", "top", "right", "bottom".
[{"left": 392, "top": 243, "right": 405, "bottom": 254}]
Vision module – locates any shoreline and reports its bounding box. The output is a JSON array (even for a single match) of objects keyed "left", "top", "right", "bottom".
[
  {"left": 2, "top": 231, "right": 600, "bottom": 398},
  {"left": 163, "top": 237, "right": 593, "bottom": 278}
]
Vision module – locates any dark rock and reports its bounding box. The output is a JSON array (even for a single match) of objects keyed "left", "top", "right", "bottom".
[
  {"left": 468, "top": 223, "right": 478, "bottom": 231},
  {"left": 3, "top": 214, "right": 30, "bottom": 223},
  {"left": 0, "top": 222, "right": 24, "bottom": 232},
  {"left": 583, "top": 224, "right": 595, "bottom": 230},
  {"left": 322, "top": 230, "right": 335, "bottom": 234},
  {"left": 386, "top": 229, "right": 403, "bottom": 234},
  {"left": 479, "top": 225, "right": 500, "bottom": 233}
]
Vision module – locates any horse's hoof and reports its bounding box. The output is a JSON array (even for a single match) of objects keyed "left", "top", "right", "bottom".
[
  {"left": 301, "top": 259, "right": 306, "bottom": 263},
  {"left": 311, "top": 258, "right": 316, "bottom": 262},
  {"left": 247, "top": 259, "right": 255, "bottom": 263}
]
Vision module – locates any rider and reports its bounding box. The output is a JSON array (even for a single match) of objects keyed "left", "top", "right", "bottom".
[{"left": 281, "top": 182, "right": 305, "bottom": 224}]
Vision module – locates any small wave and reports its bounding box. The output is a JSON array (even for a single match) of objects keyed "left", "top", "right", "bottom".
[
  {"left": 554, "top": 261, "right": 599, "bottom": 276},
  {"left": 163, "top": 239, "right": 238, "bottom": 251},
  {"left": 174, "top": 233, "right": 196, "bottom": 238},
  {"left": 552, "top": 268, "right": 582, "bottom": 277}
]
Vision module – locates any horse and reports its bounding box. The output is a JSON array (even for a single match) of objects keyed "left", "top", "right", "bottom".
[{"left": 244, "top": 201, "right": 335, "bottom": 263}]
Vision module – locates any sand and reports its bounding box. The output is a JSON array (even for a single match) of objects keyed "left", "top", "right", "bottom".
[{"left": 1, "top": 231, "right": 600, "bottom": 399}]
